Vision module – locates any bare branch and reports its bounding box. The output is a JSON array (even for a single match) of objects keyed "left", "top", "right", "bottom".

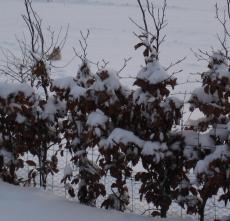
[
  {"left": 131, "top": 0, "right": 168, "bottom": 61},
  {"left": 165, "top": 56, "right": 186, "bottom": 71},
  {"left": 117, "top": 57, "right": 132, "bottom": 76},
  {"left": 192, "top": 48, "right": 212, "bottom": 62},
  {"left": 137, "top": 0, "right": 149, "bottom": 35},
  {"left": 73, "top": 29, "right": 90, "bottom": 62},
  {"left": 214, "top": 1, "right": 230, "bottom": 61},
  {"left": 100, "top": 59, "right": 110, "bottom": 69}
]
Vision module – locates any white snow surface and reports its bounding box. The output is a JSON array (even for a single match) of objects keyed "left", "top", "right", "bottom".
[
  {"left": 69, "top": 84, "right": 86, "bottom": 99},
  {"left": 208, "top": 51, "right": 230, "bottom": 79},
  {"left": 141, "top": 142, "right": 168, "bottom": 163},
  {"left": 102, "top": 128, "right": 169, "bottom": 162},
  {"left": 0, "top": 149, "right": 13, "bottom": 164},
  {"left": 42, "top": 96, "right": 66, "bottom": 120},
  {"left": 15, "top": 113, "right": 27, "bottom": 123},
  {"left": 101, "top": 128, "right": 144, "bottom": 149},
  {"left": 52, "top": 77, "right": 87, "bottom": 99},
  {"left": 137, "top": 61, "right": 169, "bottom": 84},
  {"left": 0, "top": 181, "right": 192, "bottom": 221},
  {"left": 182, "top": 130, "right": 215, "bottom": 161},
  {"left": 86, "top": 109, "right": 108, "bottom": 127},
  {"left": 212, "top": 63, "right": 230, "bottom": 79},
  {"left": 92, "top": 69, "right": 121, "bottom": 92},
  {"left": 209, "top": 124, "right": 229, "bottom": 142},
  {"left": 191, "top": 87, "right": 219, "bottom": 104},
  {"left": 182, "top": 130, "right": 215, "bottom": 150},
  {"left": 63, "top": 164, "right": 73, "bottom": 177},
  {"left": 195, "top": 144, "right": 230, "bottom": 175},
  {"left": 0, "top": 82, "right": 34, "bottom": 99},
  {"left": 52, "top": 77, "right": 76, "bottom": 89}
]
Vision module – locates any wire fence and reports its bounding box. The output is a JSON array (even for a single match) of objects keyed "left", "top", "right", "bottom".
[{"left": 17, "top": 136, "right": 230, "bottom": 221}]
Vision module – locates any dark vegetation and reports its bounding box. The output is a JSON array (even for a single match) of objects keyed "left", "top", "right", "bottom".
[{"left": 0, "top": 1, "right": 230, "bottom": 221}]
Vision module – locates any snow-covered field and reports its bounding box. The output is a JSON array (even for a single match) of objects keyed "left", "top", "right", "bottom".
[
  {"left": 0, "top": 181, "right": 193, "bottom": 221},
  {"left": 0, "top": 0, "right": 226, "bottom": 120},
  {"left": 0, "top": 0, "right": 229, "bottom": 220},
  {"left": 0, "top": 0, "right": 224, "bottom": 82}
]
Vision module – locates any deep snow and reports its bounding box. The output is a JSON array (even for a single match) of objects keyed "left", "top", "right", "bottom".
[{"left": 0, "top": 181, "right": 192, "bottom": 221}]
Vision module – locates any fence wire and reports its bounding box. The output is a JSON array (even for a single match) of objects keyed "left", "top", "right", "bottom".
[{"left": 16, "top": 124, "right": 230, "bottom": 221}]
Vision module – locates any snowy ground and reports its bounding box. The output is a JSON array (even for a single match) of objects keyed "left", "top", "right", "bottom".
[
  {"left": 0, "top": 0, "right": 230, "bottom": 220},
  {"left": 0, "top": 181, "right": 193, "bottom": 221},
  {"left": 0, "top": 0, "right": 224, "bottom": 79},
  {"left": 0, "top": 0, "right": 226, "bottom": 121}
]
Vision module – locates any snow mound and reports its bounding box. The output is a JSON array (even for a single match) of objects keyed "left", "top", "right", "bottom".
[
  {"left": 137, "top": 61, "right": 169, "bottom": 85},
  {"left": 0, "top": 83, "right": 34, "bottom": 99},
  {"left": 0, "top": 182, "right": 192, "bottom": 221}
]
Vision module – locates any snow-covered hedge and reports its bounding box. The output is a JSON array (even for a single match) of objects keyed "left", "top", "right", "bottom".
[{"left": 1, "top": 1, "right": 230, "bottom": 221}]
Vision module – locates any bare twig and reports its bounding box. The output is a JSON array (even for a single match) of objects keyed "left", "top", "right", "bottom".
[
  {"left": 73, "top": 29, "right": 90, "bottom": 63},
  {"left": 117, "top": 57, "right": 132, "bottom": 76},
  {"left": 0, "top": 0, "right": 70, "bottom": 103},
  {"left": 131, "top": 0, "right": 167, "bottom": 61},
  {"left": 192, "top": 48, "right": 212, "bottom": 62},
  {"left": 165, "top": 56, "right": 186, "bottom": 71},
  {"left": 99, "top": 59, "right": 110, "bottom": 70},
  {"left": 215, "top": 2, "right": 230, "bottom": 60}
]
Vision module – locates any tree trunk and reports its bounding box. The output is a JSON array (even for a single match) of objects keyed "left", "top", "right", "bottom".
[
  {"left": 38, "top": 144, "right": 47, "bottom": 189},
  {"left": 199, "top": 201, "right": 206, "bottom": 221},
  {"left": 160, "top": 208, "right": 167, "bottom": 218}
]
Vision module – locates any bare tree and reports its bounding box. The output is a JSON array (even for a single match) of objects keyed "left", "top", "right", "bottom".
[
  {"left": 0, "top": 0, "right": 68, "bottom": 99},
  {"left": 130, "top": 0, "right": 185, "bottom": 76},
  {"left": 130, "top": 0, "right": 167, "bottom": 61},
  {"left": 195, "top": 0, "right": 230, "bottom": 62},
  {"left": 215, "top": 0, "right": 230, "bottom": 60}
]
